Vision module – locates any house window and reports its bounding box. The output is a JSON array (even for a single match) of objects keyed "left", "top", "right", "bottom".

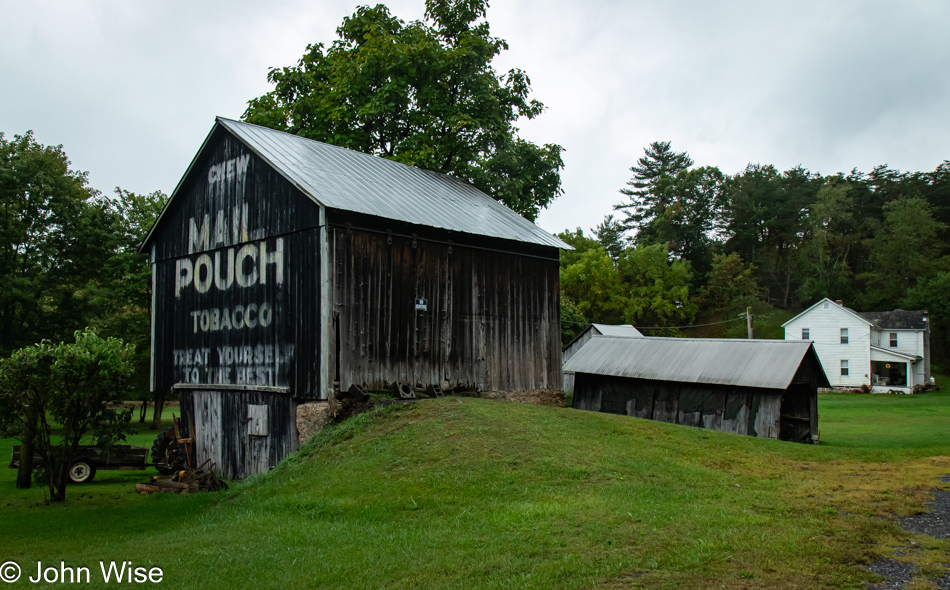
[
  {"left": 802, "top": 328, "right": 810, "bottom": 340},
  {"left": 840, "top": 328, "right": 849, "bottom": 344},
  {"left": 841, "top": 360, "right": 849, "bottom": 376},
  {"left": 889, "top": 332, "right": 897, "bottom": 347}
]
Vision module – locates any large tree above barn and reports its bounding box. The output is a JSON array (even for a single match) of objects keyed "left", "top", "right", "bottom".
[{"left": 242, "top": 0, "right": 564, "bottom": 221}]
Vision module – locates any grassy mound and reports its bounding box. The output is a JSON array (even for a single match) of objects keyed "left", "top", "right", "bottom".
[{"left": 2, "top": 394, "right": 949, "bottom": 588}]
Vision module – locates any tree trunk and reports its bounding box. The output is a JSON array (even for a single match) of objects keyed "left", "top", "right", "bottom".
[
  {"left": 150, "top": 390, "right": 165, "bottom": 430},
  {"left": 51, "top": 440, "right": 76, "bottom": 502},
  {"left": 15, "top": 425, "right": 34, "bottom": 489},
  {"left": 139, "top": 396, "right": 150, "bottom": 423},
  {"left": 51, "top": 460, "right": 68, "bottom": 502}
]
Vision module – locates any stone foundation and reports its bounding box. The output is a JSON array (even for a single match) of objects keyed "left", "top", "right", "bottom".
[{"left": 296, "top": 401, "right": 333, "bottom": 445}]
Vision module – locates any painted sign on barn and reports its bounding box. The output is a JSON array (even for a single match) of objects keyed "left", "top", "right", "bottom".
[{"left": 149, "top": 132, "right": 323, "bottom": 398}]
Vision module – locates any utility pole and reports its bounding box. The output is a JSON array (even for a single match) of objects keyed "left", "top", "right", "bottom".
[{"left": 747, "top": 307, "right": 754, "bottom": 339}]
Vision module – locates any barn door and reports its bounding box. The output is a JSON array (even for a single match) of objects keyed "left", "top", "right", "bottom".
[
  {"left": 245, "top": 402, "right": 271, "bottom": 477},
  {"left": 191, "top": 391, "right": 223, "bottom": 470}
]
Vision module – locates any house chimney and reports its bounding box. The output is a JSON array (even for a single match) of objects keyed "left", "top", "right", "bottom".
[{"left": 835, "top": 300, "right": 843, "bottom": 306}]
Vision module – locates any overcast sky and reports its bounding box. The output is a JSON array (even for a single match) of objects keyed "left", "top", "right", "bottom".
[{"left": 2, "top": 0, "right": 948, "bottom": 236}]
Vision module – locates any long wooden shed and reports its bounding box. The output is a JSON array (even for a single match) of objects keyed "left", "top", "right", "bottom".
[
  {"left": 141, "top": 117, "right": 568, "bottom": 478},
  {"left": 564, "top": 337, "right": 829, "bottom": 443}
]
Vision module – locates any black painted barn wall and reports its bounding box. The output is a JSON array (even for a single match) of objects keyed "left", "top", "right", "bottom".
[{"left": 150, "top": 128, "right": 323, "bottom": 398}]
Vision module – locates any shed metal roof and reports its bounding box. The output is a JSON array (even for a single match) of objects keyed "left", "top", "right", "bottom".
[
  {"left": 214, "top": 118, "right": 569, "bottom": 249},
  {"left": 592, "top": 323, "right": 644, "bottom": 338},
  {"left": 562, "top": 323, "right": 644, "bottom": 353},
  {"left": 563, "top": 336, "right": 829, "bottom": 390}
]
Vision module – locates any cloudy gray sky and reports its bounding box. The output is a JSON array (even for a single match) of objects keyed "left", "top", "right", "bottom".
[{"left": 2, "top": 0, "right": 948, "bottom": 236}]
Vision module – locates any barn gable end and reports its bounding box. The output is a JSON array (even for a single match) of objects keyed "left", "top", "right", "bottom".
[{"left": 147, "top": 125, "right": 323, "bottom": 400}]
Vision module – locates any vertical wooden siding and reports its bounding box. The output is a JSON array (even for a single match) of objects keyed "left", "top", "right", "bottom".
[
  {"left": 328, "top": 227, "right": 561, "bottom": 392},
  {"left": 573, "top": 374, "right": 804, "bottom": 441},
  {"left": 179, "top": 389, "right": 297, "bottom": 480}
]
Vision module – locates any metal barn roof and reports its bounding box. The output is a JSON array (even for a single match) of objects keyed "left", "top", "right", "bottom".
[
  {"left": 216, "top": 118, "right": 569, "bottom": 249},
  {"left": 563, "top": 336, "right": 828, "bottom": 390}
]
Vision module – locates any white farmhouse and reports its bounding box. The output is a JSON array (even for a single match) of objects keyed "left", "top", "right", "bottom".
[{"left": 783, "top": 298, "right": 931, "bottom": 393}]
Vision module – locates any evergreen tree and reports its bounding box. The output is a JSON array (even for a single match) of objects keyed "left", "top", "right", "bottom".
[
  {"left": 593, "top": 214, "right": 625, "bottom": 260},
  {"left": 614, "top": 141, "right": 693, "bottom": 234}
]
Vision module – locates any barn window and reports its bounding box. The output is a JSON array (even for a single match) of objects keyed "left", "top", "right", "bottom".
[
  {"left": 889, "top": 332, "right": 898, "bottom": 347},
  {"left": 840, "top": 360, "right": 849, "bottom": 376},
  {"left": 247, "top": 405, "right": 269, "bottom": 436},
  {"left": 840, "top": 328, "right": 849, "bottom": 344},
  {"left": 802, "top": 328, "right": 810, "bottom": 340}
]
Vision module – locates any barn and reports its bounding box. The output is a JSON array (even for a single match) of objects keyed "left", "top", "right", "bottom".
[
  {"left": 141, "top": 117, "right": 568, "bottom": 478},
  {"left": 564, "top": 336, "right": 829, "bottom": 443},
  {"left": 562, "top": 323, "right": 643, "bottom": 392}
]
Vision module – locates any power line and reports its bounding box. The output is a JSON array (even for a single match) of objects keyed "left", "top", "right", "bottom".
[{"left": 635, "top": 316, "right": 748, "bottom": 331}]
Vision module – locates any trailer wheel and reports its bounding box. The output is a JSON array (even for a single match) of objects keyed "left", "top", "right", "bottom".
[
  {"left": 151, "top": 426, "right": 184, "bottom": 475},
  {"left": 68, "top": 460, "right": 96, "bottom": 484}
]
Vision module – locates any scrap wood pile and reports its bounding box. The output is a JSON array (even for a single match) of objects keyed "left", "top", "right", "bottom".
[
  {"left": 135, "top": 460, "right": 228, "bottom": 495},
  {"left": 136, "top": 416, "right": 228, "bottom": 495}
]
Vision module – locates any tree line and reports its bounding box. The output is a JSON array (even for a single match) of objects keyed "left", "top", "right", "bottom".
[
  {"left": 0, "top": 131, "right": 167, "bottom": 423},
  {"left": 559, "top": 141, "right": 950, "bottom": 367}
]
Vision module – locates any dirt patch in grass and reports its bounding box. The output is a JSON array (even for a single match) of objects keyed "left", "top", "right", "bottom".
[
  {"left": 864, "top": 559, "right": 916, "bottom": 589},
  {"left": 900, "top": 476, "right": 950, "bottom": 540},
  {"left": 477, "top": 388, "right": 566, "bottom": 407},
  {"left": 863, "top": 475, "right": 950, "bottom": 589}
]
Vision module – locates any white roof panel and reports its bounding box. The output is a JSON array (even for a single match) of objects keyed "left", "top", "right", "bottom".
[{"left": 592, "top": 324, "right": 644, "bottom": 338}]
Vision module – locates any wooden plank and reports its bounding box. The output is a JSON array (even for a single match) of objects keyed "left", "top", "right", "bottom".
[
  {"left": 319, "top": 207, "right": 330, "bottom": 400},
  {"left": 192, "top": 391, "right": 223, "bottom": 472},
  {"left": 247, "top": 404, "right": 268, "bottom": 436},
  {"left": 735, "top": 394, "right": 750, "bottom": 436},
  {"left": 753, "top": 394, "right": 781, "bottom": 439}
]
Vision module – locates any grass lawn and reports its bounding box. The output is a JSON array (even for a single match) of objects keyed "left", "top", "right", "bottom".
[{"left": 0, "top": 388, "right": 948, "bottom": 589}]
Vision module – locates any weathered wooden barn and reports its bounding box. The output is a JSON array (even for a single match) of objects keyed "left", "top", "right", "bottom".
[
  {"left": 141, "top": 117, "right": 568, "bottom": 478},
  {"left": 564, "top": 337, "right": 829, "bottom": 443},
  {"left": 562, "top": 323, "right": 643, "bottom": 392}
]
